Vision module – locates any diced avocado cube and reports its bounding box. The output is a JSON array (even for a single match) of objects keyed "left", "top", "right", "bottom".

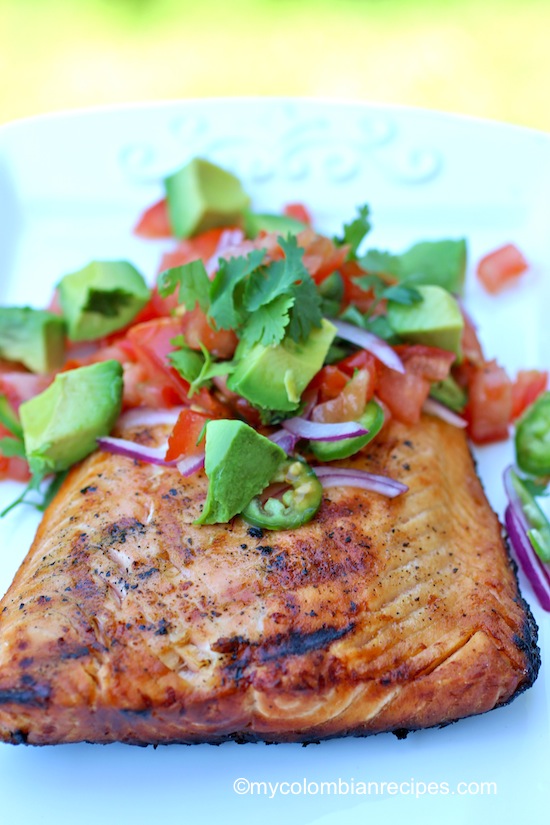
[
  {"left": 58, "top": 260, "right": 150, "bottom": 342},
  {"left": 228, "top": 319, "right": 336, "bottom": 411},
  {"left": 20, "top": 360, "right": 123, "bottom": 476},
  {"left": 397, "top": 239, "right": 467, "bottom": 294},
  {"left": 196, "top": 419, "right": 285, "bottom": 525},
  {"left": 164, "top": 158, "right": 250, "bottom": 239},
  {"left": 243, "top": 211, "right": 307, "bottom": 239},
  {"left": 0, "top": 307, "right": 66, "bottom": 373},
  {"left": 387, "top": 285, "right": 464, "bottom": 357}
]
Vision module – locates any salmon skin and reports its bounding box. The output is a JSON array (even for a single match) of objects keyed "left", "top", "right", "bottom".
[{"left": 0, "top": 415, "right": 539, "bottom": 745}]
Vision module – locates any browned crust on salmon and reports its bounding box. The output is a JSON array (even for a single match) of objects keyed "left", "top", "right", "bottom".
[{"left": 0, "top": 415, "right": 539, "bottom": 745}]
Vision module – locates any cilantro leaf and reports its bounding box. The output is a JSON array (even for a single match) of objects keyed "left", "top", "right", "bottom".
[
  {"left": 209, "top": 249, "right": 265, "bottom": 330},
  {"left": 382, "top": 283, "right": 423, "bottom": 305},
  {"left": 0, "top": 463, "right": 66, "bottom": 519},
  {"left": 286, "top": 276, "right": 323, "bottom": 343},
  {"left": 0, "top": 436, "right": 26, "bottom": 459},
  {"left": 168, "top": 343, "right": 204, "bottom": 385},
  {"left": 240, "top": 293, "right": 294, "bottom": 348},
  {"left": 334, "top": 204, "right": 372, "bottom": 259},
  {"left": 169, "top": 339, "right": 233, "bottom": 396},
  {"left": 0, "top": 395, "right": 23, "bottom": 439},
  {"left": 158, "top": 260, "right": 211, "bottom": 312},
  {"left": 318, "top": 271, "right": 344, "bottom": 317},
  {"left": 358, "top": 249, "right": 399, "bottom": 276},
  {"left": 189, "top": 344, "right": 235, "bottom": 395}
]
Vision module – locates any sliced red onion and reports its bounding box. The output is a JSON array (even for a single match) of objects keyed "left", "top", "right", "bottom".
[
  {"left": 177, "top": 452, "right": 205, "bottom": 477},
  {"left": 268, "top": 429, "right": 298, "bottom": 454},
  {"left": 301, "top": 389, "right": 319, "bottom": 420},
  {"left": 97, "top": 436, "right": 177, "bottom": 466},
  {"left": 314, "top": 466, "right": 408, "bottom": 498},
  {"left": 505, "top": 505, "right": 550, "bottom": 612},
  {"left": 118, "top": 407, "right": 184, "bottom": 429},
  {"left": 282, "top": 416, "right": 368, "bottom": 442},
  {"left": 329, "top": 318, "right": 405, "bottom": 374},
  {"left": 422, "top": 398, "right": 467, "bottom": 428}
]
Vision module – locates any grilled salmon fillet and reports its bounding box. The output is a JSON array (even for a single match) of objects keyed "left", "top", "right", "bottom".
[{"left": 0, "top": 414, "right": 539, "bottom": 745}]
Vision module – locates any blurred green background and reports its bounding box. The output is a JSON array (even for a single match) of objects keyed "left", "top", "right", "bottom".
[{"left": 1, "top": 0, "right": 548, "bottom": 130}]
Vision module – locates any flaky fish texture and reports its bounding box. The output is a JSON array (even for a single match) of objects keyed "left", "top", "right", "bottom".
[{"left": 0, "top": 415, "right": 539, "bottom": 745}]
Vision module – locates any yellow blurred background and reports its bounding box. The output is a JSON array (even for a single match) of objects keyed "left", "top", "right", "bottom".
[{"left": 0, "top": 0, "right": 548, "bottom": 131}]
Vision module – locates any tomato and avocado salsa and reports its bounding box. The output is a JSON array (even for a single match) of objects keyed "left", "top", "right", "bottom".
[{"left": 1, "top": 157, "right": 549, "bottom": 591}]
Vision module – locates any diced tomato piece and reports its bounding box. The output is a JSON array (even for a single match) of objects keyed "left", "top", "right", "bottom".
[
  {"left": 125, "top": 318, "right": 231, "bottom": 415},
  {"left": 465, "top": 360, "right": 512, "bottom": 444},
  {"left": 159, "top": 226, "right": 240, "bottom": 273},
  {"left": 312, "top": 369, "right": 370, "bottom": 423},
  {"left": 126, "top": 317, "right": 190, "bottom": 405},
  {"left": 0, "top": 454, "right": 30, "bottom": 482},
  {"left": 376, "top": 367, "right": 431, "bottom": 426},
  {"left": 511, "top": 370, "right": 548, "bottom": 420},
  {"left": 134, "top": 197, "right": 172, "bottom": 238},
  {"left": 149, "top": 285, "right": 180, "bottom": 318},
  {"left": 283, "top": 202, "right": 312, "bottom": 225},
  {"left": 339, "top": 260, "right": 377, "bottom": 313},
  {"left": 165, "top": 409, "right": 212, "bottom": 461},
  {"left": 394, "top": 344, "right": 455, "bottom": 383},
  {"left": 181, "top": 307, "right": 238, "bottom": 360},
  {"left": 298, "top": 229, "right": 349, "bottom": 284},
  {"left": 335, "top": 349, "right": 379, "bottom": 401},
  {"left": 460, "top": 307, "right": 485, "bottom": 365},
  {"left": 307, "top": 365, "right": 348, "bottom": 403},
  {"left": 375, "top": 345, "right": 454, "bottom": 426},
  {"left": 0, "top": 372, "right": 52, "bottom": 411},
  {"left": 477, "top": 243, "right": 528, "bottom": 294}
]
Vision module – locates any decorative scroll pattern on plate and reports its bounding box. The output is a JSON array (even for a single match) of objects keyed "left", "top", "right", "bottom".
[{"left": 119, "top": 103, "right": 443, "bottom": 187}]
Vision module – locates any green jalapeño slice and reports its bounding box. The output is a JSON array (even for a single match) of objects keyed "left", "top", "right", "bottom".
[
  {"left": 515, "top": 391, "right": 550, "bottom": 476},
  {"left": 309, "top": 400, "right": 384, "bottom": 462},
  {"left": 242, "top": 458, "right": 323, "bottom": 531}
]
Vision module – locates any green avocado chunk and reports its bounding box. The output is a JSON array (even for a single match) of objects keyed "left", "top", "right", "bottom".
[
  {"left": 19, "top": 360, "right": 123, "bottom": 476},
  {"left": 430, "top": 376, "right": 468, "bottom": 412},
  {"left": 243, "top": 211, "right": 307, "bottom": 239},
  {"left": 196, "top": 419, "right": 286, "bottom": 525},
  {"left": 387, "top": 285, "right": 464, "bottom": 357},
  {"left": 58, "top": 260, "right": 150, "bottom": 342},
  {"left": 228, "top": 319, "right": 336, "bottom": 411},
  {"left": 0, "top": 307, "right": 66, "bottom": 373},
  {"left": 165, "top": 158, "right": 251, "bottom": 239},
  {"left": 396, "top": 239, "right": 467, "bottom": 294}
]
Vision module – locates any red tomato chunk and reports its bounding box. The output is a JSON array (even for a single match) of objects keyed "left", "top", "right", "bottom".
[{"left": 477, "top": 244, "right": 528, "bottom": 294}]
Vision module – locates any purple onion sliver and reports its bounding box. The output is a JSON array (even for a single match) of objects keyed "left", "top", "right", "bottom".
[
  {"left": 118, "top": 406, "right": 184, "bottom": 429},
  {"left": 314, "top": 466, "right": 408, "bottom": 496},
  {"left": 422, "top": 398, "right": 467, "bottom": 428},
  {"left": 268, "top": 429, "right": 298, "bottom": 454},
  {"left": 97, "top": 436, "right": 177, "bottom": 466},
  {"left": 318, "top": 470, "right": 407, "bottom": 498},
  {"left": 282, "top": 416, "right": 368, "bottom": 442},
  {"left": 329, "top": 318, "right": 405, "bottom": 374},
  {"left": 177, "top": 453, "right": 205, "bottom": 477},
  {"left": 505, "top": 505, "right": 550, "bottom": 611},
  {"left": 301, "top": 390, "right": 319, "bottom": 421}
]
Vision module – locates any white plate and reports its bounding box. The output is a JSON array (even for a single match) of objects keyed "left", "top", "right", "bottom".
[{"left": 0, "top": 100, "right": 549, "bottom": 825}]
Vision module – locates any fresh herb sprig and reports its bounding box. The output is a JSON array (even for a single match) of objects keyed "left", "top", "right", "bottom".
[{"left": 159, "top": 234, "right": 323, "bottom": 349}]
